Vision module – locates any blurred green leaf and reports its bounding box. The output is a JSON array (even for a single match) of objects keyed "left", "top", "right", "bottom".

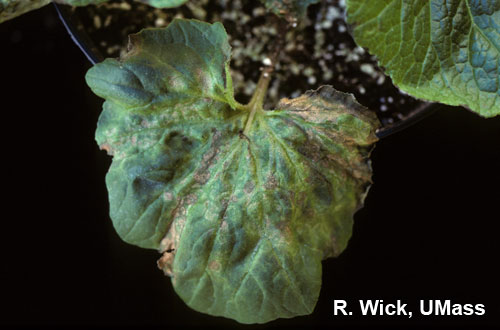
[{"left": 346, "top": 0, "right": 500, "bottom": 117}]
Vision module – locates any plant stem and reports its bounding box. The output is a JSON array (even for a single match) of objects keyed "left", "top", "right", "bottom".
[
  {"left": 243, "top": 68, "right": 272, "bottom": 135},
  {"left": 242, "top": 17, "right": 289, "bottom": 135}
]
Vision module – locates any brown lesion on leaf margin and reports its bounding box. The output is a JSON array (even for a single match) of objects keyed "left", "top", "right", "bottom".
[
  {"left": 157, "top": 248, "right": 176, "bottom": 277},
  {"left": 157, "top": 218, "right": 184, "bottom": 277},
  {"left": 99, "top": 143, "right": 113, "bottom": 155},
  {"left": 157, "top": 199, "right": 187, "bottom": 277},
  {"left": 157, "top": 131, "right": 225, "bottom": 277},
  {"left": 277, "top": 85, "right": 379, "bottom": 145},
  {"left": 277, "top": 85, "right": 378, "bottom": 182},
  {"left": 121, "top": 33, "right": 143, "bottom": 61}
]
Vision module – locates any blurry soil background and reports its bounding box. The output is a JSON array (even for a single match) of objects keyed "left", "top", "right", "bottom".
[
  {"left": 1, "top": 2, "right": 499, "bottom": 329},
  {"left": 74, "top": 0, "right": 421, "bottom": 127}
]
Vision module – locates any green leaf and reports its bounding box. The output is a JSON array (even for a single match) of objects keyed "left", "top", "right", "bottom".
[
  {"left": 58, "top": 0, "right": 107, "bottom": 6},
  {"left": 62, "top": 0, "right": 187, "bottom": 7},
  {"left": 138, "top": 0, "right": 187, "bottom": 8},
  {"left": 0, "top": 0, "right": 187, "bottom": 23},
  {"left": 0, "top": 0, "right": 50, "bottom": 23},
  {"left": 346, "top": 0, "right": 500, "bottom": 117},
  {"left": 86, "top": 19, "right": 379, "bottom": 324},
  {"left": 259, "top": 0, "right": 319, "bottom": 23}
]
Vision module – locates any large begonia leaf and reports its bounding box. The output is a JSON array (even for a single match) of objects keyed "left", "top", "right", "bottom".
[
  {"left": 346, "top": 0, "right": 500, "bottom": 117},
  {"left": 86, "top": 19, "right": 379, "bottom": 324},
  {"left": 259, "top": 0, "right": 319, "bottom": 23}
]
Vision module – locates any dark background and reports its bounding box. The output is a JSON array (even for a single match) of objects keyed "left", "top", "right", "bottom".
[{"left": 1, "top": 5, "right": 499, "bottom": 329}]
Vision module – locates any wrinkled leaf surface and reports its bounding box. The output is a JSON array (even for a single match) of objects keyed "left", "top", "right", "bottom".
[
  {"left": 346, "top": 0, "right": 500, "bottom": 117},
  {"left": 86, "top": 19, "right": 379, "bottom": 324}
]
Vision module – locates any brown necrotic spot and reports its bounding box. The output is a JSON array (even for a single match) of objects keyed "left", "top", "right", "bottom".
[
  {"left": 163, "top": 191, "right": 174, "bottom": 202},
  {"left": 157, "top": 251, "right": 175, "bottom": 277},
  {"left": 208, "top": 260, "right": 221, "bottom": 271},
  {"left": 243, "top": 180, "right": 255, "bottom": 194},
  {"left": 99, "top": 143, "right": 114, "bottom": 155},
  {"left": 264, "top": 175, "right": 279, "bottom": 189},
  {"left": 184, "top": 193, "right": 198, "bottom": 205},
  {"left": 194, "top": 171, "right": 211, "bottom": 184}
]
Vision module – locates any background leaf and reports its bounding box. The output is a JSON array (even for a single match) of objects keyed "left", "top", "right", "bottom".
[
  {"left": 346, "top": 0, "right": 500, "bottom": 117},
  {"left": 0, "top": 0, "right": 187, "bottom": 23},
  {"left": 259, "top": 0, "right": 319, "bottom": 23},
  {"left": 0, "top": 0, "right": 50, "bottom": 23},
  {"left": 61, "top": 0, "right": 186, "bottom": 7},
  {"left": 139, "top": 0, "right": 186, "bottom": 8}
]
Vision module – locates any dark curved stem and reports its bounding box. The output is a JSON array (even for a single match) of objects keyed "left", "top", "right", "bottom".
[
  {"left": 376, "top": 102, "right": 440, "bottom": 139},
  {"left": 53, "top": 3, "right": 103, "bottom": 65}
]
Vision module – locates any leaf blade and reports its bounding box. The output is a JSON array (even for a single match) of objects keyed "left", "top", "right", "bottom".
[
  {"left": 346, "top": 0, "right": 500, "bottom": 117},
  {"left": 87, "top": 19, "right": 380, "bottom": 323},
  {"left": 0, "top": 0, "right": 187, "bottom": 23},
  {"left": 0, "top": 0, "right": 50, "bottom": 23}
]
